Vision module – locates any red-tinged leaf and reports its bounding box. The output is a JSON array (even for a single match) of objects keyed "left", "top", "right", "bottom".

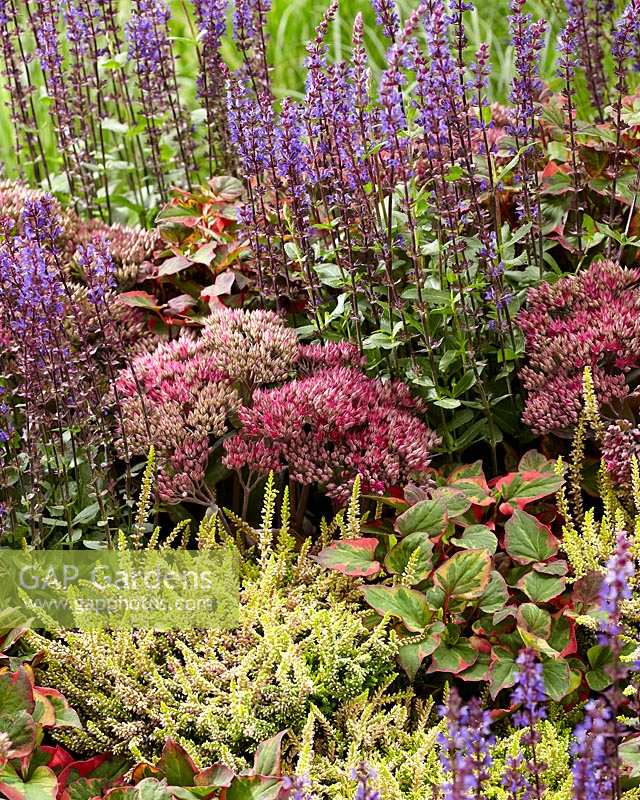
[
  {"left": 429, "top": 488, "right": 472, "bottom": 518},
  {"left": 118, "top": 291, "right": 162, "bottom": 312},
  {"left": 33, "top": 688, "right": 80, "bottom": 729},
  {"left": 58, "top": 756, "right": 129, "bottom": 800},
  {"left": 166, "top": 295, "right": 197, "bottom": 315},
  {"left": 396, "top": 622, "right": 445, "bottom": 679},
  {"left": 549, "top": 615, "right": 577, "bottom": 657},
  {"left": 190, "top": 242, "right": 218, "bottom": 266},
  {"left": 201, "top": 271, "right": 235, "bottom": 302},
  {"left": 433, "top": 549, "right": 492, "bottom": 600},
  {"left": 504, "top": 509, "right": 559, "bottom": 564},
  {"left": 208, "top": 176, "right": 244, "bottom": 202},
  {"left": 518, "top": 451, "right": 555, "bottom": 473},
  {"left": 0, "top": 710, "right": 35, "bottom": 759},
  {"left": 516, "top": 603, "right": 552, "bottom": 639},
  {"left": 157, "top": 256, "right": 192, "bottom": 277},
  {"left": 458, "top": 653, "right": 491, "bottom": 682},
  {"left": 0, "top": 764, "right": 57, "bottom": 800},
  {"left": 384, "top": 531, "right": 433, "bottom": 582},
  {"left": 195, "top": 766, "right": 235, "bottom": 789},
  {"left": 312, "top": 538, "right": 381, "bottom": 577},
  {"left": 518, "top": 571, "right": 566, "bottom": 603},
  {"left": 395, "top": 498, "right": 447, "bottom": 537},
  {"left": 494, "top": 469, "right": 563, "bottom": 514},
  {"left": 0, "top": 668, "right": 35, "bottom": 716},
  {"left": 223, "top": 777, "right": 281, "bottom": 800},
  {"left": 427, "top": 639, "right": 478, "bottom": 675},
  {"left": 253, "top": 731, "right": 286, "bottom": 777},
  {"left": 447, "top": 461, "right": 493, "bottom": 506},
  {"left": 39, "top": 747, "right": 74, "bottom": 772},
  {"left": 361, "top": 585, "right": 434, "bottom": 632},
  {"left": 156, "top": 740, "right": 197, "bottom": 787}
]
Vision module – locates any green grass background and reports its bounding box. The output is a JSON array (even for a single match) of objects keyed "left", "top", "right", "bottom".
[{"left": 0, "top": 0, "right": 562, "bottom": 180}]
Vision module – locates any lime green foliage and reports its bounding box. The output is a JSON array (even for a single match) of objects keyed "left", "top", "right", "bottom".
[{"left": 33, "top": 486, "right": 398, "bottom": 766}]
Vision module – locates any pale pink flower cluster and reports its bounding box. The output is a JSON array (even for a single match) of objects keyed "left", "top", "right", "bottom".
[
  {"left": 518, "top": 260, "right": 640, "bottom": 434},
  {"left": 297, "top": 341, "right": 365, "bottom": 372},
  {"left": 223, "top": 365, "right": 439, "bottom": 503},
  {"left": 115, "top": 335, "right": 240, "bottom": 503},
  {"left": 201, "top": 308, "right": 299, "bottom": 391}
]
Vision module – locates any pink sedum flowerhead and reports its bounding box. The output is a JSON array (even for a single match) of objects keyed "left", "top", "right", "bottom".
[
  {"left": 518, "top": 260, "right": 640, "bottom": 434},
  {"left": 115, "top": 334, "right": 240, "bottom": 503},
  {"left": 201, "top": 307, "right": 299, "bottom": 391},
  {"left": 223, "top": 365, "right": 439, "bottom": 503}
]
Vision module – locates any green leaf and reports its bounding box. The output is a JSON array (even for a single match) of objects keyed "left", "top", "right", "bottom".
[
  {"left": 504, "top": 509, "right": 559, "bottom": 564},
  {"left": 253, "top": 730, "right": 286, "bottom": 776},
  {"left": 433, "top": 549, "right": 492, "bottom": 600},
  {"left": 459, "top": 652, "right": 491, "bottom": 682},
  {"left": 384, "top": 532, "right": 433, "bottom": 583},
  {"left": 0, "top": 668, "right": 35, "bottom": 717},
  {"left": 313, "top": 538, "right": 381, "bottom": 577},
  {"left": 101, "top": 117, "right": 129, "bottom": 134},
  {"left": 395, "top": 499, "right": 447, "bottom": 537},
  {"left": 156, "top": 740, "right": 197, "bottom": 786},
  {"left": 0, "top": 765, "right": 57, "bottom": 800},
  {"left": 429, "top": 488, "right": 472, "bottom": 518},
  {"left": 477, "top": 571, "right": 509, "bottom": 613},
  {"left": 225, "top": 777, "right": 281, "bottom": 800},
  {"left": 397, "top": 624, "right": 444, "bottom": 680},
  {"left": 489, "top": 654, "right": 518, "bottom": 698},
  {"left": 361, "top": 585, "right": 433, "bottom": 632},
  {"left": 518, "top": 571, "right": 566, "bottom": 603},
  {"left": 71, "top": 503, "right": 100, "bottom": 527},
  {"left": 516, "top": 604, "right": 552, "bottom": 639},
  {"left": 428, "top": 639, "right": 478, "bottom": 674},
  {"left": 0, "top": 710, "right": 35, "bottom": 758},
  {"left": 451, "top": 525, "right": 498, "bottom": 554},
  {"left": 542, "top": 660, "right": 570, "bottom": 701}
]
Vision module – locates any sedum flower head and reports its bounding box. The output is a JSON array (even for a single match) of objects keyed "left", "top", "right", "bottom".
[{"left": 519, "top": 260, "right": 640, "bottom": 434}]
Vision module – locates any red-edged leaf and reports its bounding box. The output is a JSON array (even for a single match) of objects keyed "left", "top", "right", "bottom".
[
  {"left": 195, "top": 766, "right": 235, "bottom": 789},
  {"left": 40, "top": 746, "right": 74, "bottom": 772},
  {"left": 427, "top": 639, "right": 478, "bottom": 674},
  {"left": 0, "top": 668, "right": 35, "bottom": 716},
  {"left": 447, "top": 461, "right": 493, "bottom": 506},
  {"left": 0, "top": 765, "right": 57, "bottom": 800},
  {"left": 313, "top": 538, "right": 381, "bottom": 577},
  {"left": 494, "top": 466, "right": 563, "bottom": 515},
  {"left": 252, "top": 731, "right": 286, "bottom": 777},
  {"left": 157, "top": 256, "right": 192, "bottom": 277},
  {"left": 118, "top": 291, "right": 162, "bottom": 312},
  {"left": 361, "top": 585, "right": 433, "bottom": 632},
  {"left": 156, "top": 740, "right": 197, "bottom": 786},
  {"left": 504, "top": 509, "right": 559, "bottom": 564},
  {"left": 34, "top": 687, "right": 80, "bottom": 729},
  {"left": 166, "top": 295, "right": 197, "bottom": 315}
]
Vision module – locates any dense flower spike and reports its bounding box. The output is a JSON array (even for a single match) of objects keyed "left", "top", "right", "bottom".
[
  {"left": 510, "top": 649, "right": 547, "bottom": 798},
  {"left": 571, "top": 699, "right": 616, "bottom": 800},
  {"left": 223, "top": 363, "right": 439, "bottom": 502},
  {"left": 599, "top": 530, "right": 634, "bottom": 641},
  {"left": 518, "top": 260, "right": 640, "bottom": 434}
]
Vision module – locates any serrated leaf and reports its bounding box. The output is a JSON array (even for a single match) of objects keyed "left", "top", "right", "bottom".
[
  {"left": 313, "top": 538, "right": 381, "bottom": 577},
  {"left": 361, "top": 585, "right": 433, "bottom": 632},
  {"left": 433, "top": 549, "right": 492, "bottom": 600},
  {"left": 504, "top": 509, "right": 559, "bottom": 564}
]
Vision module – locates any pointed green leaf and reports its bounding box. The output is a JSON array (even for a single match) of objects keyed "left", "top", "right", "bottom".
[
  {"left": 384, "top": 532, "right": 433, "bottom": 582},
  {"left": 489, "top": 654, "right": 518, "bottom": 698},
  {"left": 361, "top": 585, "right": 433, "bottom": 632},
  {"left": 253, "top": 730, "right": 286, "bottom": 777},
  {"left": 477, "top": 571, "right": 509, "bottom": 613},
  {"left": 156, "top": 740, "right": 197, "bottom": 786},
  {"left": 395, "top": 499, "right": 446, "bottom": 537},
  {"left": 397, "top": 623, "right": 444, "bottom": 680},
  {"left": 451, "top": 525, "right": 498, "bottom": 554},
  {"left": 519, "top": 572, "right": 566, "bottom": 603},
  {"left": 542, "top": 660, "right": 570, "bottom": 701},
  {"left": 516, "top": 604, "right": 552, "bottom": 639},
  {"left": 313, "top": 538, "right": 381, "bottom": 577},
  {"left": 504, "top": 509, "right": 559, "bottom": 564},
  {"left": 0, "top": 765, "right": 57, "bottom": 800},
  {"left": 428, "top": 639, "right": 478, "bottom": 674},
  {"left": 433, "top": 549, "right": 492, "bottom": 600}
]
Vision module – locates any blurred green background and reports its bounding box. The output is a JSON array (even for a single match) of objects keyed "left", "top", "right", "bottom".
[{"left": 0, "top": 0, "right": 561, "bottom": 180}]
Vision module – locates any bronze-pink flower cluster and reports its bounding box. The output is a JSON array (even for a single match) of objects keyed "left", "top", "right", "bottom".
[
  {"left": 223, "top": 365, "right": 440, "bottom": 502},
  {"left": 518, "top": 260, "right": 640, "bottom": 434}
]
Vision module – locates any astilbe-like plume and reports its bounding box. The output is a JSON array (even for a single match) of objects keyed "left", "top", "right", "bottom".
[
  {"left": 518, "top": 260, "right": 640, "bottom": 434},
  {"left": 223, "top": 361, "right": 439, "bottom": 503},
  {"left": 200, "top": 308, "right": 299, "bottom": 394},
  {"left": 114, "top": 335, "right": 240, "bottom": 504}
]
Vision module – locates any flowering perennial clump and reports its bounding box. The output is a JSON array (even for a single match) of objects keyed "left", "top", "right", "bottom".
[
  {"left": 519, "top": 260, "right": 640, "bottom": 434},
  {"left": 223, "top": 365, "right": 439, "bottom": 502},
  {"left": 114, "top": 335, "right": 240, "bottom": 503},
  {"left": 201, "top": 308, "right": 299, "bottom": 393}
]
